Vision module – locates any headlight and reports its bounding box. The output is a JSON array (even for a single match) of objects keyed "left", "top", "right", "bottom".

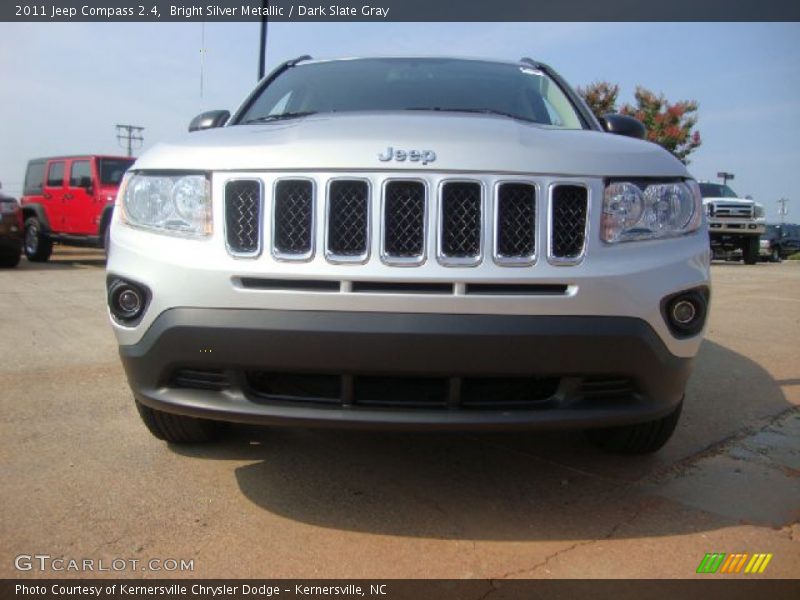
[
  {"left": 121, "top": 172, "right": 211, "bottom": 236},
  {"left": 754, "top": 203, "right": 765, "bottom": 219},
  {"left": 602, "top": 180, "right": 702, "bottom": 243}
]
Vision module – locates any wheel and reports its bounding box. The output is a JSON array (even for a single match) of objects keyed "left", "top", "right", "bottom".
[
  {"left": 585, "top": 400, "right": 683, "bottom": 454},
  {"left": 743, "top": 237, "right": 759, "bottom": 265},
  {"left": 0, "top": 251, "right": 21, "bottom": 268},
  {"left": 770, "top": 246, "right": 782, "bottom": 263},
  {"left": 23, "top": 217, "right": 53, "bottom": 262},
  {"left": 135, "top": 399, "right": 221, "bottom": 443}
]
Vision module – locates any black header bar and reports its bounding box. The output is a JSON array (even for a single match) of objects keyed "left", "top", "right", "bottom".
[{"left": 4, "top": 0, "right": 800, "bottom": 22}]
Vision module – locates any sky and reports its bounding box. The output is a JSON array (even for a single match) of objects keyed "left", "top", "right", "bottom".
[{"left": 0, "top": 21, "right": 798, "bottom": 220}]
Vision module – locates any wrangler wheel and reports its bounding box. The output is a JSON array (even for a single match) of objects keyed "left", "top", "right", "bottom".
[{"left": 23, "top": 217, "right": 53, "bottom": 262}]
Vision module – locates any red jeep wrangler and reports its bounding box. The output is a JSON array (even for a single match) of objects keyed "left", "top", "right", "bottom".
[{"left": 20, "top": 155, "right": 135, "bottom": 261}]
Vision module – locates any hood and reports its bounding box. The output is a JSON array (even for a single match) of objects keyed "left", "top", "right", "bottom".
[{"left": 135, "top": 112, "right": 689, "bottom": 179}]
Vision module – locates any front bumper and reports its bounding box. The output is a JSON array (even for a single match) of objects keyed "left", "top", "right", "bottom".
[{"left": 121, "top": 309, "right": 692, "bottom": 430}]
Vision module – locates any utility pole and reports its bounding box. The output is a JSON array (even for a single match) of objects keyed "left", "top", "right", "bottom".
[
  {"left": 777, "top": 198, "right": 790, "bottom": 223},
  {"left": 116, "top": 124, "right": 144, "bottom": 157},
  {"left": 258, "top": 0, "right": 269, "bottom": 80},
  {"left": 717, "top": 171, "right": 734, "bottom": 186}
]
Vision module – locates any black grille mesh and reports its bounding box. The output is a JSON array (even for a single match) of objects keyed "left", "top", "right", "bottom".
[
  {"left": 441, "top": 182, "right": 481, "bottom": 258},
  {"left": 551, "top": 185, "right": 587, "bottom": 259},
  {"left": 274, "top": 180, "right": 313, "bottom": 255},
  {"left": 224, "top": 180, "right": 260, "bottom": 254},
  {"left": 497, "top": 183, "right": 536, "bottom": 258},
  {"left": 328, "top": 180, "right": 369, "bottom": 256},
  {"left": 384, "top": 181, "right": 425, "bottom": 257}
]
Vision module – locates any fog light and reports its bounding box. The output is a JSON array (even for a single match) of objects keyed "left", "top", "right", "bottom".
[
  {"left": 118, "top": 289, "right": 142, "bottom": 314},
  {"left": 671, "top": 300, "right": 696, "bottom": 324},
  {"left": 662, "top": 287, "right": 709, "bottom": 338},
  {"left": 108, "top": 277, "right": 149, "bottom": 323}
]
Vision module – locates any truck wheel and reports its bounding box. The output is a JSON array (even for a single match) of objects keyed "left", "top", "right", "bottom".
[
  {"left": 770, "top": 246, "right": 782, "bottom": 263},
  {"left": 585, "top": 400, "right": 682, "bottom": 454},
  {"left": 23, "top": 217, "right": 53, "bottom": 262},
  {"left": 743, "top": 237, "right": 759, "bottom": 265},
  {"left": 135, "top": 400, "right": 221, "bottom": 443}
]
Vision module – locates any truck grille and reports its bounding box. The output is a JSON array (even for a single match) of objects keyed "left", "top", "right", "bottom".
[
  {"left": 711, "top": 203, "right": 754, "bottom": 219},
  {"left": 273, "top": 179, "right": 313, "bottom": 257},
  {"left": 224, "top": 180, "right": 261, "bottom": 255},
  {"left": 223, "top": 174, "right": 591, "bottom": 265},
  {"left": 327, "top": 180, "right": 370, "bottom": 260},
  {"left": 550, "top": 185, "right": 588, "bottom": 262}
]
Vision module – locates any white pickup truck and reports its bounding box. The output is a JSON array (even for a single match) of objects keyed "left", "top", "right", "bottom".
[{"left": 700, "top": 182, "right": 765, "bottom": 264}]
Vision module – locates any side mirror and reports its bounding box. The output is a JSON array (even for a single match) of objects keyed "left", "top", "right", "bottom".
[
  {"left": 188, "top": 110, "right": 230, "bottom": 133},
  {"left": 600, "top": 113, "right": 646, "bottom": 140}
]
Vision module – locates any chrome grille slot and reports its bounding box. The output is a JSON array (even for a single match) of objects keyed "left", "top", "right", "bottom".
[
  {"left": 327, "top": 179, "right": 370, "bottom": 261},
  {"left": 550, "top": 185, "right": 588, "bottom": 263},
  {"left": 273, "top": 179, "right": 313, "bottom": 258},
  {"left": 496, "top": 183, "right": 536, "bottom": 263},
  {"left": 383, "top": 180, "right": 426, "bottom": 263},
  {"left": 224, "top": 180, "right": 261, "bottom": 255},
  {"left": 440, "top": 181, "right": 482, "bottom": 264}
]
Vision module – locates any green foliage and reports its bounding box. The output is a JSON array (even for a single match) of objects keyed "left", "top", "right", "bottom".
[{"left": 577, "top": 82, "right": 702, "bottom": 164}]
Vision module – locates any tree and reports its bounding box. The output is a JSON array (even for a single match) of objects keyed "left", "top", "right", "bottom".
[
  {"left": 577, "top": 82, "right": 702, "bottom": 164},
  {"left": 576, "top": 81, "right": 619, "bottom": 121}
]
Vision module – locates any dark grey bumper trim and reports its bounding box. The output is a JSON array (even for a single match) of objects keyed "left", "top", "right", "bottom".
[{"left": 119, "top": 309, "right": 692, "bottom": 430}]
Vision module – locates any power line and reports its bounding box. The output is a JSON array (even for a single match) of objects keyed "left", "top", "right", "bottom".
[{"left": 116, "top": 124, "right": 144, "bottom": 157}]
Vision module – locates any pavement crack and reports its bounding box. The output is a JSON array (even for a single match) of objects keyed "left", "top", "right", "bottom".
[{"left": 495, "top": 499, "right": 651, "bottom": 578}]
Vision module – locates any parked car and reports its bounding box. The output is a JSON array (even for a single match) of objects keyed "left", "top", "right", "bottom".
[
  {"left": 760, "top": 223, "right": 800, "bottom": 262},
  {"left": 699, "top": 182, "right": 765, "bottom": 264},
  {"left": 20, "top": 155, "right": 135, "bottom": 262},
  {"left": 0, "top": 182, "right": 23, "bottom": 268},
  {"left": 108, "top": 56, "right": 711, "bottom": 454}
]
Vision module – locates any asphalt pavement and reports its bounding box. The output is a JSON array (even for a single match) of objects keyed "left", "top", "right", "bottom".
[{"left": 1, "top": 248, "right": 798, "bottom": 579}]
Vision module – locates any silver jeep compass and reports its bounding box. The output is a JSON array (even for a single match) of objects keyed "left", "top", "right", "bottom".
[{"left": 107, "top": 57, "right": 710, "bottom": 453}]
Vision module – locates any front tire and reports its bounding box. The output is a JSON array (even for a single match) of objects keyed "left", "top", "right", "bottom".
[
  {"left": 0, "top": 251, "right": 21, "bottom": 268},
  {"left": 135, "top": 400, "right": 222, "bottom": 443},
  {"left": 23, "top": 217, "right": 53, "bottom": 262},
  {"left": 585, "top": 400, "right": 683, "bottom": 454},
  {"left": 743, "top": 237, "right": 759, "bottom": 265}
]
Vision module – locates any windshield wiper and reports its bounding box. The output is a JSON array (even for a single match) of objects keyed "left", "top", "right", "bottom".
[
  {"left": 240, "top": 111, "right": 317, "bottom": 124},
  {"left": 403, "top": 107, "right": 537, "bottom": 123}
]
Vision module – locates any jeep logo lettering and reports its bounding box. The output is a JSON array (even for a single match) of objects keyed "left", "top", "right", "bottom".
[{"left": 378, "top": 147, "right": 436, "bottom": 166}]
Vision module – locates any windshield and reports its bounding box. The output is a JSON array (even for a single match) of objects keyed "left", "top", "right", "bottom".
[
  {"left": 699, "top": 183, "right": 739, "bottom": 198},
  {"left": 98, "top": 158, "right": 135, "bottom": 186},
  {"left": 237, "top": 58, "right": 585, "bottom": 129}
]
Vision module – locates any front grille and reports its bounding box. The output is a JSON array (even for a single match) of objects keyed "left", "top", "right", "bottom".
[
  {"left": 327, "top": 180, "right": 369, "bottom": 259},
  {"left": 713, "top": 204, "right": 754, "bottom": 219},
  {"left": 222, "top": 173, "right": 593, "bottom": 267},
  {"left": 273, "top": 179, "right": 313, "bottom": 257},
  {"left": 224, "top": 180, "right": 261, "bottom": 254},
  {"left": 496, "top": 183, "right": 536, "bottom": 260},
  {"left": 440, "top": 182, "right": 482, "bottom": 260},
  {"left": 550, "top": 185, "right": 588, "bottom": 261},
  {"left": 384, "top": 181, "right": 426, "bottom": 260}
]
